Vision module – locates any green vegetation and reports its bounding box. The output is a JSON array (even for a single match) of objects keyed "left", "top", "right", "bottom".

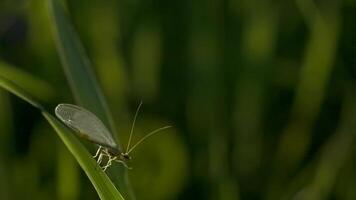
[
  {"left": 0, "top": 19, "right": 125, "bottom": 200},
  {"left": 0, "top": 0, "right": 356, "bottom": 199}
]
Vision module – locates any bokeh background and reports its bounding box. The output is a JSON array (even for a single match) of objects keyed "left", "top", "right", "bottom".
[{"left": 1, "top": 0, "right": 356, "bottom": 199}]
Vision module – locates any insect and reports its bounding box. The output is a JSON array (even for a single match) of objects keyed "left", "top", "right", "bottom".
[{"left": 55, "top": 102, "right": 171, "bottom": 171}]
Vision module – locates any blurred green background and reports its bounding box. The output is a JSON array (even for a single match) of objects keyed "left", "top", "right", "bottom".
[{"left": 1, "top": 0, "right": 356, "bottom": 199}]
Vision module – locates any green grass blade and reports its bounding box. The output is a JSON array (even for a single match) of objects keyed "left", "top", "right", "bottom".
[
  {"left": 0, "top": 75, "right": 43, "bottom": 110},
  {"left": 0, "top": 61, "right": 55, "bottom": 102},
  {"left": 47, "top": 1, "right": 135, "bottom": 198},
  {"left": 47, "top": 0, "right": 116, "bottom": 135},
  {"left": 0, "top": 75, "right": 125, "bottom": 200},
  {"left": 43, "top": 112, "right": 125, "bottom": 200}
]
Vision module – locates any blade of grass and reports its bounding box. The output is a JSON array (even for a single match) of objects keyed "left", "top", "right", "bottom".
[
  {"left": 0, "top": 75, "right": 43, "bottom": 110},
  {"left": 47, "top": 0, "right": 116, "bottom": 136},
  {"left": 43, "top": 112, "right": 124, "bottom": 200},
  {"left": 0, "top": 75, "right": 125, "bottom": 200},
  {"left": 0, "top": 61, "right": 55, "bottom": 102},
  {"left": 47, "top": 0, "right": 134, "bottom": 198}
]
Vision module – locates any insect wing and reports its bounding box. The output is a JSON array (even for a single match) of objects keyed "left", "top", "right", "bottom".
[{"left": 55, "top": 104, "right": 117, "bottom": 149}]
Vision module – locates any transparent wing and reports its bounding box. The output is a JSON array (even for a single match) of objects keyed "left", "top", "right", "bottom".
[{"left": 55, "top": 104, "right": 117, "bottom": 149}]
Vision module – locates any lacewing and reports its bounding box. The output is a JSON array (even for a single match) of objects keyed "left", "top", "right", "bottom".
[{"left": 55, "top": 103, "right": 171, "bottom": 171}]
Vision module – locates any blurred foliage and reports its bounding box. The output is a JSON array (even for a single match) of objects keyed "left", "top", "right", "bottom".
[{"left": 1, "top": 0, "right": 356, "bottom": 199}]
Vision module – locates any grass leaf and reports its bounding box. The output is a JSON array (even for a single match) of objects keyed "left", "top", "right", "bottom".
[
  {"left": 47, "top": 0, "right": 116, "bottom": 135},
  {"left": 43, "top": 112, "right": 125, "bottom": 200},
  {"left": 0, "top": 75, "right": 43, "bottom": 110},
  {"left": 0, "top": 61, "right": 55, "bottom": 102},
  {"left": 0, "top": 75, "right": 125, "bottom": 200},
  {"left": 47, "top": 1, "right": 135, "bottom": 198}
]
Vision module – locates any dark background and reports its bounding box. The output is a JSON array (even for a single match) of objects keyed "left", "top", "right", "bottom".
[{"left": 1, "top": 0, "right": 356, "bottom": 199}]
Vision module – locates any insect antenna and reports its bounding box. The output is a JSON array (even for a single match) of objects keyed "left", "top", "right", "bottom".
[
  {"left": 126, "top": 125, "right": 172, "bottom": 154},
  {"left": 126, "top": 101, "right": 143, "bottom": 153}
]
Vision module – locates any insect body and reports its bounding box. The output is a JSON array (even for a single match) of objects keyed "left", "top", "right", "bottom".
[{"left": 55, "top": 103, "right": 170, "bottom": 171}]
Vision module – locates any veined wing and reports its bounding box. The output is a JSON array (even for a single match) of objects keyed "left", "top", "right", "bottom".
[{"left": 55, "top": 104, "right": 117, "bottom": 149}]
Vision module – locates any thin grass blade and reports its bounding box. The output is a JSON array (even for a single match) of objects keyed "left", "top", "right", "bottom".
[
  {"left": 0, "top": 61, "right": 55, "bottom": 102},
  {"left": 0, "top": 75, "right": 125, "bottom": 200},
  {"left": 47, "top": 0, "right": 116, "bottom": 136},
  {"left": 43, "top": 112, "right": 125, "bottom": 200},
  {"left": 0, "top": 75, "right": 43, "bottom": 110},
  {"left": 47, "top": 1, "right": 135, "bottom": 198}
]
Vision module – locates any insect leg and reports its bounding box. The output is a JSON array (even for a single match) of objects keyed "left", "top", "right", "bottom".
[
  {"left": 102, "top": 156, "right": 116, "bottom": 171},
  {"left": 97, "top": 152, "right": 105, "bottom": 165},
  {"left": 102, "top": 161, "right": 110, "bottom": 171},
  {"left": 102, "top": 162, "right": 108, "bottom": 171},
  {"left": 96, "top": 147, "right": 111, "bottom": 168},
  {"left": 95, "top": 151, "right": 108, "bottom": 170},
  {"left": 93, "top": 146, "right": 103, "bottom": 159}
]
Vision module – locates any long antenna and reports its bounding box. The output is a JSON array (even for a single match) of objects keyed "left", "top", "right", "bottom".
[
  {"left": 127, "top": 125, "right": 172, "bottom": 154},
  {"left": 126, "top": 101, "right": 143, "bottom": 153}
]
